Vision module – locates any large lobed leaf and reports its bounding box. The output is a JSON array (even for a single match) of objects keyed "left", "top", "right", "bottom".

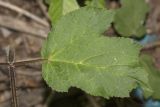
[
  {"left": 42, "top": 7, "right": 150, "bottom": 98},
  {"left": 114, "top": 0, "right": 149, "bottom": 37},
  {"left": 49, "top": 0, "right": 79, "bottom": 24}
]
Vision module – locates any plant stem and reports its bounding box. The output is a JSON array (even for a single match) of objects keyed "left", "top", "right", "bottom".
[
  {"left": 9, "top": 64, "right": 18, "bottom": 107},
  {"left": 7, "top": 47, "right": 18, "bottom": 107},
  {"left": 14, "top": 58, "right": 47, "bottom": 67},
  {"left": 1, "top": 47, "right": 47, "bottom": 107}
]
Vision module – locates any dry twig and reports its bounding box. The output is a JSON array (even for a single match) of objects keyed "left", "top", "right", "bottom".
[
  {"left": 0, "top": 1, "right": 49, "bottom": 27},
  {"left": 36, "top": 0, "right": 50, "bottom": 21},
  {"left": 0, "top": 15, "right": 47, "bottom": 39}
]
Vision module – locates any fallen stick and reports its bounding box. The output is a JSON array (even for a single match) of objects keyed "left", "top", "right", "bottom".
[
  {"left": 36, "top": 0, "right": 50, "bottom": 21},
  {"left": 0, "top": 1, "right": 49, "bottom": 27},
  {"left": 0, "top": 15, "right": 47, "bottom": 39}
]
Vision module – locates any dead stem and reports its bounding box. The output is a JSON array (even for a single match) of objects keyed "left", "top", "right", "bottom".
[
  {"left": 0, "top": 47, "right": 47, "bottom": 107},
  {"left": 6, "top": 47, "right": 18, "bottom": 107},
  {"left": 8, "top": 64, "right": 18, "bottom": 107},
  {"left": 0, "top": 1, "right": 49, "bottom": 27},
  {"left": 14, "top": 58, "right": 47, "bottom": 67}
]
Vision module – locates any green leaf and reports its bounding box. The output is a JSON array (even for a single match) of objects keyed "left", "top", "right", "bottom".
[
  {"left": 140, "top": 54, "right": 160, "bottom": 99},
  {"left": 114, "top": 0, "right": 149, "bottom": 37},
  {"left": 85, "top": 0, "right": 106, "bottom": 8},
  {"left": 42, "top": 7, "right": 150, "bottom": 98},
  {"left": 49, "top": 0, "right": 79, "bottom": 24}
]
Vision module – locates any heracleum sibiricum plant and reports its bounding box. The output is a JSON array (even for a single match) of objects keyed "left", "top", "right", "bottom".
[{"left": 1, "top": 0, "right": 160, "bottom": 107}]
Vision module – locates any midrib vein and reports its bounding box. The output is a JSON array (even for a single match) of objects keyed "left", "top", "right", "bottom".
[{"left": 47, "top": 59, "right": 136, "bottom": 69}]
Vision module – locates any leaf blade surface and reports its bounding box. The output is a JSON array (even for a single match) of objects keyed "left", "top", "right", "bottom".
[{"left": 42, "top": 7, "right": 150, "bottom": 98}]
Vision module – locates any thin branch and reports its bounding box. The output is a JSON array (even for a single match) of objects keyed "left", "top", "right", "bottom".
[
  {"left": 0, "top": 15, "right": 47, "bottom": 39},
  {"left": 0, "top": 1, "right": 49, "bottom": 27},
  {"left": 2, "top": 47, "right": 46, "bottom": 107},
  {"left": 36, "top": 0, "right": 50, "bottom": 21},
  {"left": 7, "top": 47, "right": 18, "bottom": 107},
  {"left": 9, "top": 65, "right": 18, "bottom": 107}
]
